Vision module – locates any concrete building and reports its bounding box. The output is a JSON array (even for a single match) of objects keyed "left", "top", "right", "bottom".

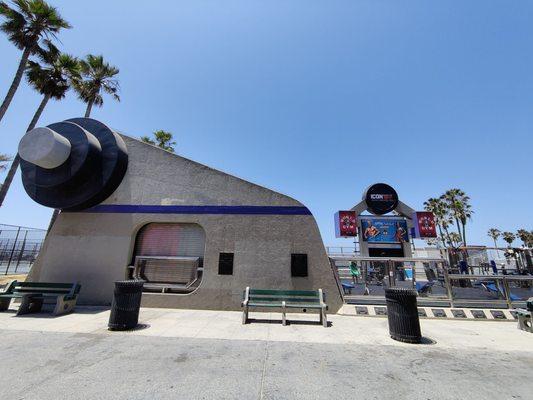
[{"left": 24, "top": 118, "right": 343, "bottom": 312}]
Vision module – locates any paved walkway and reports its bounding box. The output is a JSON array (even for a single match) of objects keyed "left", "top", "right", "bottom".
[{"left": 0, "top": 307, "right": 531, "bottom": 399}]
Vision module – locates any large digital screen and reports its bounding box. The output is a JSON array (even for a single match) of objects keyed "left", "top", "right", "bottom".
[
  {"left": 412, "top": 211, "right": 437, "bottom": 238},
  {"left": 360, "top": 217, "right": 408, "bottom": 243},
  {"left": 334, "top": 211, "right": 357, "bottom": 237}
]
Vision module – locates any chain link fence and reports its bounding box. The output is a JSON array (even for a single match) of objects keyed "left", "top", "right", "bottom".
[{"left": 0, "top": 224, "right": 46, "bottom": 275}]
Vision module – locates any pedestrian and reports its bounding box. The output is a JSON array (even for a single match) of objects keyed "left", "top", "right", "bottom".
[
  {"left": 490, "top": 260, "right": 498, "bottom": 275},
  {"left": 349, "top": 261, "right": 361, "bottom": 284},
  {"left": 459, "top": 260, "right": 468, "bottom": 274}
]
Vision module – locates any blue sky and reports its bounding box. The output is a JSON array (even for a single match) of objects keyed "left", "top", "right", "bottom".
[{"left": 0, "top": 1, "right": 532, "bottom": 247}]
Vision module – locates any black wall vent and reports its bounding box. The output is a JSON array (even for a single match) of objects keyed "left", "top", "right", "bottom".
[
  {"left": 218, "top": 253, "right": 234, "bottom": 275},
  {"left": 291, "top": 254, "right": 308, "bottom": 277}
]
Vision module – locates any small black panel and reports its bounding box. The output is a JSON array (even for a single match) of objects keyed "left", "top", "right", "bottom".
[
  {"left": 218, "top": 253, "right": 234, "bottom": 275},
  {"left": 291, "top": 254, "right": 308, "bottom": 277}
]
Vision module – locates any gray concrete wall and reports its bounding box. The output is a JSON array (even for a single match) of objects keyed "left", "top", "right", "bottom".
[{"left": 29, "top": 135, "right": 343, "bottom": 312}]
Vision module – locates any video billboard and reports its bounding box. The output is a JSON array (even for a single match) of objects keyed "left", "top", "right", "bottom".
[
  {"left": 334, "top": 211, "right": 357, "bottom": 237},
  {"left": 360, "top": 217, "right": 408, "bottom": 243},
  {"left": 412, "top": 211, "right": 437, "bottom": 238}
]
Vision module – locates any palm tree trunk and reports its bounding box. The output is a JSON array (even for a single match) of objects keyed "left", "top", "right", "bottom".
[
  {"left": 493, "top": 239, "right": 499, "bottom": 259},
  {"left": 461, "top": 223, "right": 468, "bottom": 264},
  {"left": 437, "top": 224, "right": 446, "bottom": 248},
  {"left": 455, "top": 218, "right": 462, "bottom": 243},
  {"left": 84, "top": 100, "right": 94, "bottom": 117},
  {"left": 443, "top": 226, "right": 452, "bottom": 248},
  {"left": 0, "top": 47, "right": 32, "bottom": 123},
  {"left": 0, "top": 94, "right": 50, "bottom": 207}
]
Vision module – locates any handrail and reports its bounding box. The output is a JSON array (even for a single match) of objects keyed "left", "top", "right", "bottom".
[
  {"left": 447, "top": 274, "right": 533, "bottom": 281},
  {"left": 330, "top": 256, "right": 446, "bottom": 263}
]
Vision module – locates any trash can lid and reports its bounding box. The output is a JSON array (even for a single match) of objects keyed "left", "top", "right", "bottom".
[
  {"left": 385, "top": 287, "right": 418, "bottom": 296},
  {"left": 115, "top": 280, "right": 145, "bottom": 288}
]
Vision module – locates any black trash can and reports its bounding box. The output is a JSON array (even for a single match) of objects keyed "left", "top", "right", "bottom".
[
  {"left": 385, "top": 287, "right": 422, "bottom": 344},
  {"left": 108, "top": 280, "right": 144, "bottom": 331}
]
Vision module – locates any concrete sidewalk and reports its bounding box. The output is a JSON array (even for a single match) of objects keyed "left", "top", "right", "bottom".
[{"left": 0, "top": 307, "right": 531, "bottom": 399}]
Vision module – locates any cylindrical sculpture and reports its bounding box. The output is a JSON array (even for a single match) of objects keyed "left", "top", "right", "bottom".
[
  {"left": 384, "top": 287, "right": 422, "bottom": 343},
  {"left": 18, "top": 118, "right": 128, "bottom": 210},
  {"left": 108, "top": 280, "right": 145, "bottom": 331}
]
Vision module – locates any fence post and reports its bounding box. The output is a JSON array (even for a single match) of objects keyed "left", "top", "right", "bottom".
[
  {"left": 502, "top": 277, "right": 512, "bottom": 309},
  {"left": 443, "top": 267, "right": 454, "bottom": 308},
  {"left": 14, "top": 230, "right": 28, "bottom": 273},
  {"left": 5, "top": 226, "right": 21, "bottom": 275}
]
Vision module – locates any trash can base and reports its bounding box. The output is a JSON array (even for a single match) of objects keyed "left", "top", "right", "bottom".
[{"left": 390, "top": 333, "right": 422, "bottom": 344}]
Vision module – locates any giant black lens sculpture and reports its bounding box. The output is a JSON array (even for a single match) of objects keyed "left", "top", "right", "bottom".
[{"left": 18, "top": 118, "right": 128, "bottom": 210}]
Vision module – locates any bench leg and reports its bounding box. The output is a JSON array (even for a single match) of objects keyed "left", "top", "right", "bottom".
[
  {"left": 53, "top": 297, "right": 77, "bottom": 316},
  {"left": 282, "top": 302, "right": 287, "bottom": 326},
  {"left": 517, "top": 314, "right": 532, "bottom": 333},
  {"left": 0, "top": 298, "right": 11, "bottom": 311},
  {"left": 242, "top": 306, "right": 248, "bottom": 325},
  {"left": 16, "top": 296, "right": 43, "bottom": 316},
  {"left": 321, "top": 307, "right": 327, "bottom": 328}
]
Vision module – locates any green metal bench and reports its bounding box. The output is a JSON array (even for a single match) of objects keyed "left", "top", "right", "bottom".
[
  {"left": 241, "top": 287, "right": 328, "bottom": 327},
  {"left": 0, "top": 281, "right": 81, "bottom": 316}
]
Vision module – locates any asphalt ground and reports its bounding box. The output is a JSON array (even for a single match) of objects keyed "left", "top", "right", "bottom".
[{"left": 0, "top": 308, "right": 531, "bottom": 400}]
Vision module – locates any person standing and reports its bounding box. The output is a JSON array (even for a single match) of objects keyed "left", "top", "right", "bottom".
[
  {"left": 349, "top": 261, "right": 361, "bottom": 284},
  {"left": 490, "top": 260, "right": 498, "bottom": 275}
]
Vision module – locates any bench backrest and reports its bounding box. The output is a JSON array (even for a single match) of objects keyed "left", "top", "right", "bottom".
[
  {"left": 10, "top": 282, "right": 80, "bottom": 297},
  {"left": 245, "top": 288, "right": 324, "bottom": 304},
  {"left": 134, "top": 256, "right": 199, "bottom": 285}
]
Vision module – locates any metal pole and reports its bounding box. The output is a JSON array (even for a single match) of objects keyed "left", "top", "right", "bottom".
[
  {"left": 5, "top": 227, "right": 21, "bottom": 275},
  {"left": 502, "top": 276, "right": 512, "bottom": 309}
]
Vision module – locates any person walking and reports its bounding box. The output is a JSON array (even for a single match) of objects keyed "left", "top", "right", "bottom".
[{"left": 349, "top": 261, "right": 361, "bottom": 284}]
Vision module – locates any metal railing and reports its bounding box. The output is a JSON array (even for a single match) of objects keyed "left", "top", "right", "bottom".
[
  {"left": 0, "top": 224, "right": 46, "bottom": 275},
  {"left": 330, "top": 256, "right": 532, "bottom": 309}
]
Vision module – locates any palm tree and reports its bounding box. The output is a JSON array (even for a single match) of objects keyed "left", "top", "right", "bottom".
[
  {"left": 502, "top": 232, "right": 516, "bottom": 248},
  {"left": 442, "top": 189, "right": 472, "bottom": 247},
  {"left": 73, "top": 54, "right": 119, "bottom": 117},
  {"left": 0, "top": 42, "right": 79, "bottom": 206},
  {"left": 0, "top": 0, "right": 70, "bottom": 123},
  {"left": 141, "top": 130, "right": 176, "bottom": 153},
  {"left": 487, "top": 228, "right": 501, "bottom": 259},
  {"left": 487, "top": 228, "right": 501, "bottom": 249},
  {"left": 424, "top": 197, "right": 451, "bottom": 249},
  {"left": 446, "top": 232, "right": 462, "bottom": 249},
  {"left": 517, "top": 229, "right": 531, "bottom": 248}
]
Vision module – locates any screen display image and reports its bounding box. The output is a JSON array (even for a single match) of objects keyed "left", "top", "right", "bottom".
[
  {"left": 412, "top": 211, "right": 437, "bottom": 238},
  {"left": 334, "top": 211, "right": 357, "bottom": 237},
  {"left": 361, "top": 218, "right": 409, "bottom": 243}
]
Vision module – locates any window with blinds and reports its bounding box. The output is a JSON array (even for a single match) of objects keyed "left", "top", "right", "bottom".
[{"left": 135, "top": 223, "right": 205, "bottom": 258}]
